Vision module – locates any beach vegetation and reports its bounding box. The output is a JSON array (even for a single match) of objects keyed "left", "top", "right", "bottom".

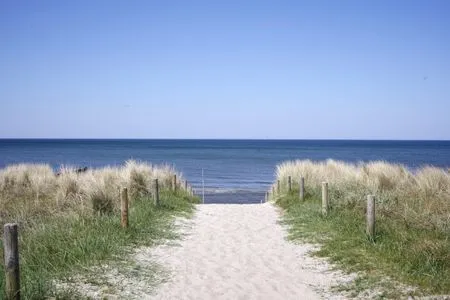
[
  {"left": 272, "top": 159, "right": 450, "bottom": 297},
  {"left": 0, "top": 160, "right": 200, "bottom": 299}
]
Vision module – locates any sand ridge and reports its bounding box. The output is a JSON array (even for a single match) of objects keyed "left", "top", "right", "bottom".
[{"left": 143, "top": 203, "right": 354, "bottom": 300}]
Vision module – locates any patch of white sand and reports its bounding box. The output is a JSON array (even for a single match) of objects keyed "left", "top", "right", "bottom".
[{"left": 142, "top": 203, "right": 354, "bottom": 299}]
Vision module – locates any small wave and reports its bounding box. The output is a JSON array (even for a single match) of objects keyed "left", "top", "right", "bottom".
[
  {"left": 191, "top": 189, "right": 267, "bottom": 204},
  {"left": 191, "top": 187, "right": 269, "bottom": 194}
]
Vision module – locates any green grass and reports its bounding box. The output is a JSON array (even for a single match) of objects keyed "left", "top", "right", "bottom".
[
  {"left": 276, "top": 191, "right": 450, "bottom": 298},
  {"left": 0, "top": 190, "right": 200, "bottom": 299}
]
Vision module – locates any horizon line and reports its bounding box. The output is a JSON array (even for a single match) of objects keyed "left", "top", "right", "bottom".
[{"left": 1, "top": 138, "right": 449, "bottom": 142}]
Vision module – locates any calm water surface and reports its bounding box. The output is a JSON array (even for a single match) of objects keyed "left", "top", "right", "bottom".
[{"left": 1, "top": 139, "right": 449, "bottom": 203}]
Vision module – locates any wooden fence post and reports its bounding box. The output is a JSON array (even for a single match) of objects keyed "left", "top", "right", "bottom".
[
  {"left": 184, "top": 180, "right": 188, "bottom": 191},
  {"left": 366, "top": 195, "right": 375, "bottom": 239},
  {"left": 322, "top": 182, "right": 329, "bottom": 216},
  {"left": 172, "top": 175, "right": 177, "bottom": 191},
  {"left": 277, "top": 180, "right": 280, "bottom": 194},
  {"left": 153, "top": 179, "right": 160, "bottom": 206},
  {"left": 120, "top": 187, "right": 129, "bottom": 228},
  {"left": 299, "top": 177, "right": 305, "bottom": 201},
  {"left": 288, "top": 176, "right": 292, "bottom": 192},
  {"left": 4, "top": 223, "right": 20, "bottom": 300}
]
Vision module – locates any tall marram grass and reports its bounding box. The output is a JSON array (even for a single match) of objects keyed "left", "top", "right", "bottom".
[
  {"left": 0, "top": 160, "right": 186, "bottom": 226},
  {"left": 274, "top": 159, "right": 450, "bottom": 233},
  {"left": 0, "top": 160, "right": 199, "bottom": 299},
  {"left": 273, "top": 159, "right": 450, "bottom": 296}
]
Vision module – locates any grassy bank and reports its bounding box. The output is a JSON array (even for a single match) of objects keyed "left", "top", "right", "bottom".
[
  {"left": 272, "top": 160, "right": 450, "bottom": 297},
  {"left": 0, "top": 161, "right": 200, "bottom": 299}
]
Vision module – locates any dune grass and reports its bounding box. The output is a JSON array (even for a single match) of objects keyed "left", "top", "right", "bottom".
[
  {"left": 0, "top": 160, "right": 186, "bottom": 225},
  {"left": 0, "top": 161, "right": 200, "bottom": 299},
  {"left": 272, "top": 160, "right": 450, "bottom": 297}
]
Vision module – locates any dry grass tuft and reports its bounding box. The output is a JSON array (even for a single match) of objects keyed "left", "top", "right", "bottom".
[
  {"left": 0, "top": 160, "right": 186, "bottom": 226},
  {"left": 274, "top": 159, "right": 450, "bottom": 233}
]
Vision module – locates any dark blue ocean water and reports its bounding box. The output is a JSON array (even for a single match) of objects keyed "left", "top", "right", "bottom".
[{"left": 1, "top": 139, "right": 449, "bottom": 203}]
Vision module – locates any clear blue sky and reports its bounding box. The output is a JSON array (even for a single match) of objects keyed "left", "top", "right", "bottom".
[{"left": 1, "top": 0, "right": 449, "bottom": 139}]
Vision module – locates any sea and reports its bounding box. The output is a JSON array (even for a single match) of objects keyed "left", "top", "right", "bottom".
[{"left": 1, "top": 139, "right": 449, "bottom": 204}]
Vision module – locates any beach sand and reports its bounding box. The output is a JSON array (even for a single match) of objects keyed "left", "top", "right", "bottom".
[{"left": 142, "top": 203, "right": 353, "bottom": 300}]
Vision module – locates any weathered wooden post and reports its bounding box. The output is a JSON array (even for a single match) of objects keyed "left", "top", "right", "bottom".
[
  {"left": 172, "top": 175, "right": 177, "bottom": 191},
  {"left": 153, "top": 179, "right": 160, "bottom": 206},
  {"left": 299, "top": 177, "right": 305, "bottom": 201},
  {"left": 288, "top": 176, "right": 292, "bottom": 192},
  {"left": 277, "top": 180, "right": 280, "bottom": 194},
  {"left": 184, "top": 180, "right": 188, "bottom": 191},
  {"left": 366, "top": 195, "right": 375, "bottom": 239},
  {"left": 4, "top": 223, "right": 20, "bottom": 300},
  {"left": 120, "top": 187, "right": 129, "bottom": 228},
  {"left": 265, "top": 191, "right": 268, "bottom": 203},
  {"left": 322, "top": 182, "right": 329, "bottom": 216}
]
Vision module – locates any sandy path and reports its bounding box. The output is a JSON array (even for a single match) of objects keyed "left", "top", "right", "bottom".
[{"left": 142, "top": 203, "right": 353, "bottom": 300}]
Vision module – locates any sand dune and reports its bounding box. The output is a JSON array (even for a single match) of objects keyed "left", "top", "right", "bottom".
[{"left": 144, "top": 203, "right": 354, "bottom": 300}]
